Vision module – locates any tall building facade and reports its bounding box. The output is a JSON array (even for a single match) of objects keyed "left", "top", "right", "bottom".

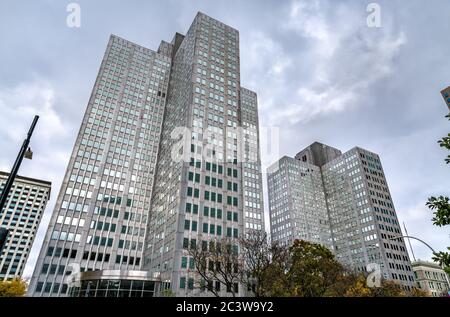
[
  {"left": 144, "top": 13, "right": 264, "bottom": 296},
  {"left": 0, "top": 171, "right": 51, "bottom": 281},
  {"left": 267, "top": 156, "right": 331, "bottom": 247},
  {"left": 28, "top": 34, "right": 171, "bottom": 296},
  {"left": 29, "top": 12, "right": 264, "bottom": 297},
  {"left": 267, "top": 142, "right": 415, "bottom": 289}
]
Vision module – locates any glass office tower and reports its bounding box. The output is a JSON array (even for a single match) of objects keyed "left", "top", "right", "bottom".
[
  {"left": 268, "top": 142, "right": 415, "bottom": 290},
  {"left": 0, "top": 172, "right": 51, "bottom": 281},
  {"left": 28, "top": 34, "right": 171, "bottom": 296},
  {"left": 144, "top": 13, "right": 264, "bottom": 296}
]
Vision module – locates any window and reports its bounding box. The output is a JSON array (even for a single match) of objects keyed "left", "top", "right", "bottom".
[
  {"left": 46, "top": 247, "right": 54, "bottom": 256},
  {"left": 188, "top": 278, "right": 194, "bottom": 290},
  {"left": 181, "top": 257, "right": 188, "bottom": 269},
  {"left": 35, "top": 282, "right": 44, "bottom": 292},
  {"left": 41, "top": 264, "right": 49, "bottom": 274},
  {"left": 180, "top": 277, "right": 186, "bottom": 289}
]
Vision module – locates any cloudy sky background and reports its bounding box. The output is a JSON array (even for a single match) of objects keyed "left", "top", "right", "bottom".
[{"left": 0, "top": 0, "right": 449, "bottom": 279}]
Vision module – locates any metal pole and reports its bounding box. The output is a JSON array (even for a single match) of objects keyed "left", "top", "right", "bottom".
[
  {"left": 403, "top": 223, "right": 416, "bottom": 261},
  {"left": 0, "top": 115, "right": 39, "bottom": 214},
  {"left": 0, "top": 115, "right": 39, "bottom": 256}
]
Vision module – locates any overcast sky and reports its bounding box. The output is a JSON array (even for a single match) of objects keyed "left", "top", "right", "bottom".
[{"left": 0, "top": 0, "right": 449, "bottom": 280}]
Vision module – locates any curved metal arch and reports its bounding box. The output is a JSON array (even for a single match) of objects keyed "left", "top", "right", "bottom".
[{"left": 389, "top": 235, "right": 436, "bottom": 254}]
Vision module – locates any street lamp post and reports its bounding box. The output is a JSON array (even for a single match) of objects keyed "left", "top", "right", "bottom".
[
  {"left": 389, "top": 235, "right": 450, "bottom": 291},
  {"left": 0, "top": 115, "right": 39, "bottom": 254}
]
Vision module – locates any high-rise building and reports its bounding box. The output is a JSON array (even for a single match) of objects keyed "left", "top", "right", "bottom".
[
  {"left": 144, "top": 13, "right": 264, "bottom": 296},
  {"left": 29, "top": 12, "right": 264, "bottom": 297},
  {"left": 267, "top": 142, "right": 415, "bottom": 290},
  {"left": 0, "top": 171, "right": 51, "bottom": 281},
  {"left": 440, "top": 86, "right": 450, "bottom": 111},
  {"left": 267, "top": 156, "right": 331, "bottom": 247},
  {"left": 412, "top": 260, "right": 450, "bottom": 297},
  {"left": 28, "top": 34, "right": 171, "bottom": 297}
]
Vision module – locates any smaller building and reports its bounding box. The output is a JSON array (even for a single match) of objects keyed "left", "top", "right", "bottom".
[
  {"left": 0, "top": 171, "right": 51, "bottom": 281},
  {"left": 412, "top": 260, "right": 450, "bottom": 297},
  {"left": 440, "top": 86, "right": 450, "bottom": 111},
  {"left": 67, "top": 270, "right": 169, "bottom": 297}
]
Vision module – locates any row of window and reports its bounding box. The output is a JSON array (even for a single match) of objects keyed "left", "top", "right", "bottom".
[{"left": 186, "top": 187, "right": 238, "bottom": 206}]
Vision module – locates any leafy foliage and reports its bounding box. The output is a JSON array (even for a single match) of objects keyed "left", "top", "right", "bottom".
[
  {"left": 438, "top": 114, "right": 450, "bottom": 164},
  {"left": 432, "top": 249, "right": 450, "bottom": 275},
  {"left": 0, "top": 278, "right": 27, "bottom": 297},
  {"left": 426, "top": 113, "right": 450, "bottom": 274},
  {"left": 259, "top": 240, "right": 427, "bottom": 297},
  {"left": 189, "top": 237, "right": 428, "bottom": 297},
  {"left": 426, "top": 196, "right": 450, "bottom": 227}
]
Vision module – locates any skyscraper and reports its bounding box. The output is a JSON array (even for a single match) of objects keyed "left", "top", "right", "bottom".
[
  {"left": 28, "top": 34, "right": 171, "bottom": 297},
  {"left": 29, "top": 12, "right": 264, "bottom": 297},
  {"left": 441, "top": 86, "right": 450, "bottom": 111},
  {"left": 144, "top": 13, "right": 264, "bottom": 296},
  {"left": 0, "top": 171, "right": 51, "bottom": 281},
  {"left": 267, "top": 142, "right": 415, "bottom": 290},
  {"left": 267, "top": 156, "right": 331, "bottom": 247}
]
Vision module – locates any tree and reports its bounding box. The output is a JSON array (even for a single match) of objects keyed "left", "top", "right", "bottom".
[
  {"left": 258, "top": 239, "right": 345, "bottom": 297},
  {"left": 325, "top": 272, "right": 428, "bottom": 297},
  {"left": 426, "top": 113, "right": 450, "bottom": 274},
  {"left": 188, "top": 237, "right": 243, "bottom": 297},
  {"left": 324, "top": 272, "right": 372, "bottom": 297},
  {"left": 0, "top": 278, "right": 27, "bottom": 297},
  {"left": 256, "top": 239, "right": 429, "bottom": 297},
  {"left": 238, "top": 230, "right": 289, "bottom": 297}
]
